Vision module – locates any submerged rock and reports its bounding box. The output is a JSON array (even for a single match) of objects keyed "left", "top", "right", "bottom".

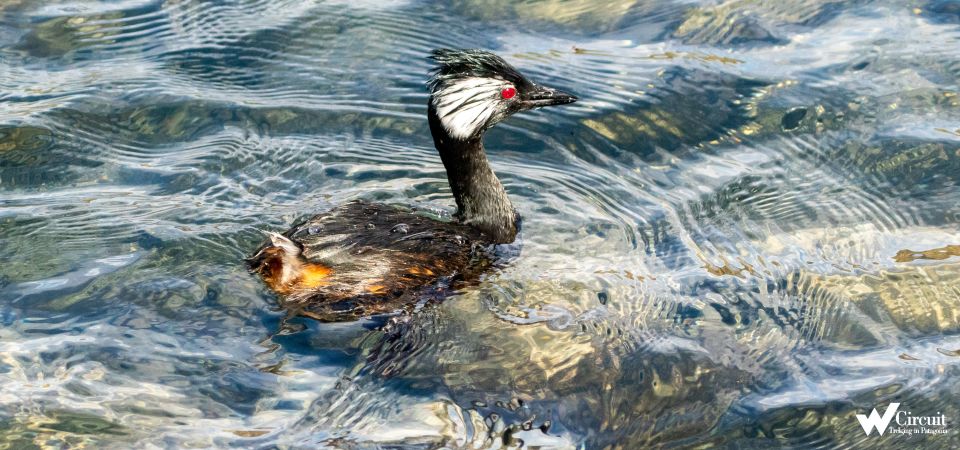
[
  {"left": 0, "top": 125, "right": 53, "bottom": 153},
  {"left": 446, "top": 0, "right": 681, "bottom": 34},
  {"left": 16, "top": 12, "right": 125, "bottom": 58},
  {"left": 448, "top": 0, "right": 633, "bottom": 29},
  {"left": 780, "top": 106, "right": 807, "bottom": 131},
  {"left": 579, "top": 66, "right": 765, "bottom": 161},
  {"left": 803, "top": 261, "right": 960, "bottom": 336},
  {"left": 674, "top": 0, "right": 847, "bottom": 45}
]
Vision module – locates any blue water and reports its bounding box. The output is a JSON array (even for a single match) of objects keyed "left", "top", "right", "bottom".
[{"left": 1, "top": 1, "right": 959, "bottom": 448}]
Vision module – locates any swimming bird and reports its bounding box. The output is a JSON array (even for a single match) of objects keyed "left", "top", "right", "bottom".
[{"left": 248, "top": 49, "right": 577, "bottom": 321}]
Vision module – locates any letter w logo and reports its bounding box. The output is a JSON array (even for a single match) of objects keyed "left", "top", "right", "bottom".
[{"left": 856, "top": 403, "right": 900, "bottom": 436}]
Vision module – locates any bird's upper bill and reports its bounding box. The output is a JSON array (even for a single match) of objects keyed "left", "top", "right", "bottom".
[{"left": 428, "top": 48, "right": 577, "bottom": 140}]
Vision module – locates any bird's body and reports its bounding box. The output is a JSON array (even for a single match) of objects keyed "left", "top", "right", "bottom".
[
  {"left": 249, "top": 49, "right": 576, "bottom": 321},
  {"left": 250, "top": 200, "right": 494, "bottom": 321}
]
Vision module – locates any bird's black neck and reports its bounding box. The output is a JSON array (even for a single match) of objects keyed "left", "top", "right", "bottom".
[{"left": 427, "top": 102, "right": 517, "bottom": 244}]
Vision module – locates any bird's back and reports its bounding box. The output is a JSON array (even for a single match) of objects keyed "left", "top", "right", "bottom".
[{"left": 248, "top": 200, "right": 491, "bottom": 321}]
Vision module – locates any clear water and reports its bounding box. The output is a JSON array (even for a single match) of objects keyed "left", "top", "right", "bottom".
[{"left": 1, "top": 0, "right": 959, "bottom": 448}]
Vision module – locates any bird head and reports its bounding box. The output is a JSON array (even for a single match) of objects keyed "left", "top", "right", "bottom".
[{"left": 428, "top": 48, "right": 577, "bottom": 141}]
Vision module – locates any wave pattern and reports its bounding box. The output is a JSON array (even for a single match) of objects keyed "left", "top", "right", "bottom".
[{"left": 1, "top": 0, "right": 960, "bottom": 448}]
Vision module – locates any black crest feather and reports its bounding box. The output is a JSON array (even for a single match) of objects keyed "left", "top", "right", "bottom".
[{"left": 428, "top": 49, "right": 528, "bottom": 92}]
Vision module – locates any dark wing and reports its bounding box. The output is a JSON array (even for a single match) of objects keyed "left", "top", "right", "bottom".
[{"left": 280, "top": 200, "right": 489, "bottom": 320}]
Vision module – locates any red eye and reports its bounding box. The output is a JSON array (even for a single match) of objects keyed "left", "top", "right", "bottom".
[{"left": 500, "top": 87, "right": 517, "bottom": 99}]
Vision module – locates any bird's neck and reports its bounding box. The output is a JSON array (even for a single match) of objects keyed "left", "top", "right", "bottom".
[{"left": 427, "top": 102, "right": 517, "bottom": 244}]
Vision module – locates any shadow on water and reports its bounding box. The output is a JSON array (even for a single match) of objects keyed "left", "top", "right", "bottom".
[{"left": 1, "top": 0, "right": 960, "bottom": 448}]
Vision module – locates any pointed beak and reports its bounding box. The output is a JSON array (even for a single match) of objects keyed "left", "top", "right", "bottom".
[{"left": 521, "top": 84, "right": 578, "bottom": 109}]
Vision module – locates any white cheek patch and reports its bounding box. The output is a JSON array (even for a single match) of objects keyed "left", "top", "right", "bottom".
[{"left": 433, "top": 77, "right": 509, "bottom": 140}]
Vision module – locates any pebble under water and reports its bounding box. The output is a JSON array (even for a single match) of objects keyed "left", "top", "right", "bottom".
[{"left": 1, "top": 0, "right": 960, "bottom": 448}]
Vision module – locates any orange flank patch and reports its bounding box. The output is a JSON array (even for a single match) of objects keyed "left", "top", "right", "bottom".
[
  {"left": 298, "top": 263, "right": 332, "bottom": 289},
  {"left": 256, "top": 250, "right": 333, "bottom": 294}
]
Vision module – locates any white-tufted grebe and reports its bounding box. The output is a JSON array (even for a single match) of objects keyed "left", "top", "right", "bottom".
[{"left": 248, "top": 49, "right": 577, "bottom": 321}]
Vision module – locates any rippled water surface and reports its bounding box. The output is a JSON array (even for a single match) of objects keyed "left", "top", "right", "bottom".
[{"left": 2, "top": 0, "right": 960, "bottom": 448}]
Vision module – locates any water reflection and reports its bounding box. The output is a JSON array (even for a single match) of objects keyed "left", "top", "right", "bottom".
[{"left": 1, "top": 0, "right": 959, "bottom": 448}]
